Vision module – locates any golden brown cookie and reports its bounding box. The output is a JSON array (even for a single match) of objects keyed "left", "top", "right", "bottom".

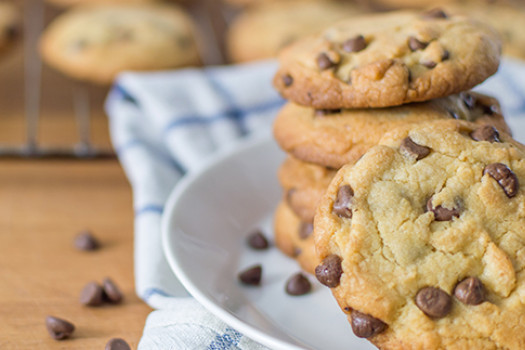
[
  {"left": 273, "top": 92, "right": 511, "bottom": 169},
  {"left": 40, "top": 4, "right": 200, "bottom": 84},
  {"left": 273, "top": 10, "right": 501, "bottom": 109},
  {"left": 274, "top": 201, "right": 318, "bottom": 275},
  {"left": 314, "top": 119, "right": 525, "bottom": 349},
  {"left": 278, "top": 156, "right": 336, "bottom": 223},
  {"left": 226, "top": 0, "right": 366, "bottom": 63},
  {"left": 45, "top": 0, "right": 158, "bottom": 7}
]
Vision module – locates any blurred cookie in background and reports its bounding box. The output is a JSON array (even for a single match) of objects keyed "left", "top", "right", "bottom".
[
  {"left": 444, "top": 0, "right": 525, "bottom": 61},
  {"left": 226, "top": 0, "right": 367, "bottom": 63},
  {"left": 40, "top": 3, "right": 200, "bottom": 85},
  {"left": 0, "top": 2, "right": 20, "bottom": 56}
]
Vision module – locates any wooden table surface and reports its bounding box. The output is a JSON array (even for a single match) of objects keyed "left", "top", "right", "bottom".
[{"left": 0, "top": 10, "right": 152, "bottom": 349}]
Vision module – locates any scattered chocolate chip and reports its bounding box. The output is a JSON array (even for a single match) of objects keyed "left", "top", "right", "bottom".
[
  {"left": 454, "top": 277, "right": 485, "bottom": 305},
  {"left": 315, "top": 109, "right": 342, "bottom": 116},
  {"left": 80, "top": 281, "right": 104, "bottom": 306},
  {"left": 484, "top": 163, "right": 519, "bottom": 198},
  {"left": 282, "top": 74, "right": 293, "bottom": 87},
  {"left": 422, "top": 8, "right": 448, "bottom": 19},
  {"left": 238, "top": 265, "right": 262, "bottom": 286},
  {"left": 315, "top": 254, "right": 343, "bottom": 288},
  {"left": 426, "top": 197, "right": 461, "bottom": 221},
  {"left": 298, "top": 222, "right": 313, "bottom": 240},
  {"left": 342, "top": 35, "right": 367, "bottom": 53},
  {"left": 74, "top": 230, "right": 100, "bottom": 251},
  {"left": 102, "top": 278, "right": 124, "bottom": 304},
  {"left": 317, "top": 52, "right": 336, "bottom": 70},
  {"left": 285, "top": 273, "right": 312, "bottom": 296},
  {"left": 408, "top": 36, "right": 428, "bottom": 51},
  {"left": 460, "top": 92, "right": 476, "bottom": 110},
  {"left": 441, "top": 50, "right": 450, "bottom": 61},
  {"left": 401, "top": 137, "right": 430, "bottom": 160},
  {"left": 105, "top": 338, "right": 131, "bottom": 350},
  {"left": 415, "top": 287, "right": 452, "bottom": 318},
  {"left": 422, "top": 60, "right": 437, "bottom": 69},
  {"left": 470, "top": 125, "right": 500, "bottom": 143},
  {"left": 332, "top": 185, "right": 353, "bottom": 219},
  {"left": 45, "top": 316, "right": 75, "bottom": 340},
  {"left": 247, "top": 230, "right": 269, "bottom": 250},
  {"left": 351, "top": 310, "right": 387, "bottom": 338}
]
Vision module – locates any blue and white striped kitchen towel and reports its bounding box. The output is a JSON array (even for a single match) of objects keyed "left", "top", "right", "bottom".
[{"left": 105, "top": 58, "right": 525, "bottom": 350}]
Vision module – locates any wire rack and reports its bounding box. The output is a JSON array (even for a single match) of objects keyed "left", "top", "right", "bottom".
[{"left": 1, "top": 0, "right": 230, "bottom": 159}]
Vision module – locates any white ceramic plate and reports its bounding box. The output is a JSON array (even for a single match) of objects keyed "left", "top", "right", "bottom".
[{"left": 162, "top": 135, "right": 374, "bottom": 350}]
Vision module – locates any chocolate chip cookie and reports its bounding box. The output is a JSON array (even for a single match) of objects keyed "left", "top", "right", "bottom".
[
  {"left": 274, "top": 201, "right": 318, "bottom": 275},
  {"left": 40, "top": 4, "right": 200, "bottom": 84},
  {"left": 273, "top": 92, "right": 510, "bottom": 169},
  {"left": 314, "top": 119, "right": 525, "bottom": 349},
  {"left": 273, "top": 10, "right": 501, "bottom": 108},
  {"left": 278, "top": 156, "right": 336, "bottom": 223},
  {"left": 226, "top": 0, "right": 366, "bottom": 63},
  {"left": 45, "top": 0, "right": 157, "bottom": 7}
]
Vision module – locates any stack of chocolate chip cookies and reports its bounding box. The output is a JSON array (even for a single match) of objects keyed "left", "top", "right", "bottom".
[
  {"left": 273, "top": 7, "right": 525, "bottom": 350},
  {"left": 272, "top": 8, "right": 507, "bottom": 274}
]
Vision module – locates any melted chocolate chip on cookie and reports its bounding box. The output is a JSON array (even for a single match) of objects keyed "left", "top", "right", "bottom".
[
  {"left": 298, "top": 222, "right": 313, "bottom": 240},
  {"left": 401, "top": 137, "right": 430, "bottom": 160},
  {"left": 351, "top": 310, "right": 387, "bottom": 338},
  {"left": 470, "top": 125, "right": 500, "bottom": 143},
  {"left": 317, "top": 53, "right": 336, "bottom": 70},
  {"left": 332, "top": 185, "right": 353, "bottom": 219},
  {"left": 408, "top": 36, "right": 428, "bottom": 51},
  {"left": 315, "top": 254, "right": 342, "bottom": 288},
  {"left": 422, "top": 8, "right": 448, "bottom": 19},
  {"left": 342, "top": 35, "right": 367, "bottom": 53},
  {"left": 484, "top": 163, "right": 519, "bottom": 198},
  {"left": 454, "top": 277, "right": 485, "bottom": 305},
  {"left": 416, "top": 287, "right": 452, "bottom": 318},
  {"left": 426, "top": 197, "right": 461, "bottom": 221},
  {"left": 282, "top": 74, "right": 293, "bottom": 87}
]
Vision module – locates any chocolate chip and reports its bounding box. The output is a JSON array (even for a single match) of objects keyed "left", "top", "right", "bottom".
[
  {"left": 102, "top": 278, "right": 124, "bottom": 304},
  {"left": 351, "top": 310, "right": 387, "bottom": 338},
  {"left": 80, "top": 281, "right": 104, "bottom": 306},
  {"left": 454, "top": 277, "right": 485, "bottom": 305},
  {"left": 470, "top": 125, "right": 500, "bottom": 143},
  {"left": 285, "top": 273, "right": 312, "bottom": 296},
  {"left": 484, "top": 163, "right": 519, "bottom": 198},
  {"left": 238, "top": 265, "right": 262, "bottom": 286},
  {"left": 315, "top": 254, "right": 342, "bottom": 288},
  {"left": 426, "top": 197, "right": 461, "bottom": 221},
  {"left": 282, "top": 74, "right": 293, "bottom": 87},
  {"left": 422, "top": 8, "right": 448, "bottom": 19},
  {"left": 342, "top": 35, "right": 367, "bottom": 53},
  {"left": 299, "top": 222, "right": 313, "bottom": 240},
  {"left": 460, "top": 92, "right": 476, "bottom": 110},
  {"left": 315, "top": 109, "right": 342, "bottom": 116},
  {"left": 105, "top": 338, "right": 131, "bottom": 350},
  {"left": 317, "top": 53, "right": 336, "bottom": 70},
  {"left": 247, "top": 230, "right": 269, "bottom": 250},
  {"left": 45, "top": 316, "right": 75, "bottom": 340},
  {"left": 422, "top": 60, "right": 437, "bottom": 69},
  {"left": 293, "top": 247, "right": 302, "bottom": 257},
  {"left": 415, "top": 287, "right": 452, "bottom": 318},
  {"left": 401, "top": 137, "right": 430, "bottom": 160},
  {"left": 408, "top": 36, "right": 428, "bottom": 51},
  {"left": 74, "top": 230, "right": 100, "bottom": 251},
  {"left": 441, "top": 50, "right": 450, "bottom": 61},
  {"left": 332, "top": 185, "right": 353, "bottom": 218}
]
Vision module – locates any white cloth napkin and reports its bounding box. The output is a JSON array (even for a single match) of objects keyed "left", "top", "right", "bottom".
[{"left": 105, "top": 59, "right": 525, "bottom": 350}]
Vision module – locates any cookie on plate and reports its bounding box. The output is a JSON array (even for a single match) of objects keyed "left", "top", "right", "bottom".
[
  {"left": 273, "top": 10, "right": 501, "bottom": 109},
  {"left": 278, "top": 156, "right": 336, "bottom": 224},
  {"left": 226, "top": 0, "right": 366, "bottom": 63},
  {"left": 445, "top": 0, "right": 525, "bottom": 61},
  {"left": 0, "top": 2, "right": 20, "bottom": 55},
  {"left": 273, "top": 92, "right": 510, "bottom": 169},
  {"left": 314, "top": 119, "right": 525, "bottom": 349},
  {"left": 274, "top": 201, "right": 318, "bottom": 275},
  {"left": 40, "top": 4, "right": 200, "bottom": 84}
]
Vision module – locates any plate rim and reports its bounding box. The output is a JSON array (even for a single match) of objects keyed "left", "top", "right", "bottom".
[{"left": 161, "top": 133, "right": 306, "bottom": 350}]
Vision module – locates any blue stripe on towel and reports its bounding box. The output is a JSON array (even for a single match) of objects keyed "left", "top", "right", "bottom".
[
  {"left": 135, "top": 204, "right": 164, "bottom": 216},
  {"left": 208, "top": 328, "right": 243, "bottom": 350},
  {"left": 142, "top": 287, "right": 173, "bottom": 301},
  {"left": 116, "top": 139, "right": 186, "bottom": 173}
]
